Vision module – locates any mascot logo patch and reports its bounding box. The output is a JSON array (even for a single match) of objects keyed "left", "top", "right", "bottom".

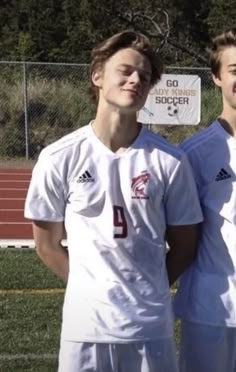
[{"left": 131, "top": 171, "right": 150, "bottom": 199}]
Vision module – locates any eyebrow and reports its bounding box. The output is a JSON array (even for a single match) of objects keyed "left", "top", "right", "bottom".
[
  {"left": 118, "top": 64, "right": 151, "bottom": 76},
  {"left": 228, "top": 63, "right": 236, "bottom": 68}
]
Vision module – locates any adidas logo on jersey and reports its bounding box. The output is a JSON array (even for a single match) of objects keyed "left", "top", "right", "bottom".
[
  {"left": 215, "top": 168, "right": 231, "bottom": 181},
  {"left": 77, "top": 170, "right": 95, "bottom": 183}
]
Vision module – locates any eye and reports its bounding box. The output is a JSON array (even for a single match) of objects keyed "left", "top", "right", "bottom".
[{"left": 118, "top": 68, "right": 131, "bottom": 76}]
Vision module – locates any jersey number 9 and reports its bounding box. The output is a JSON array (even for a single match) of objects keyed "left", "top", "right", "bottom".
[{"left": 113, "top": 205, "right": 128, "bottom": 238}]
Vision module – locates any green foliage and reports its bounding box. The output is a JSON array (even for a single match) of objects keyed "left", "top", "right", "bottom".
[
  {"left": 0, "top": 1, "right": 228, "bottom": 160},
  {"left": 207, "top": 0, "right": 236, "bottom": 37},
  {"left": 0, "top": 63, "right": 222, "bottom": 158},
  {"left": 0, "top": 0, "right": 230, "bottom": 65},
  {"left": 0, "top": 66, "right": 94, "bottom": 159},
  {"left": 16, "top": 32, "right": 36, "bottom": 59}
]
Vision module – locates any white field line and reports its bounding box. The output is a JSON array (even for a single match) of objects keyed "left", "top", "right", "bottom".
[
  {"left": 0, "top": 349, "right": 180, "bottom": 361},
  {"left": 0, "top": 198, "right": 25, "bottom": 200},
  {"left": 0, "top": 238, "right": 67, "bottom": 248},
  {"left": 0, "top": 209, "right": 23, "bottom": 211},
  {"left": 0, "top": 239, "right": 35, "bottom": 248},
  {"left": 0, "top": 188, "right": 28, "bottom": 190},
  {"left": 0, "top": 288, "right": 176, "bottom": 295},
  {"left": 0, "top": 172, "right": 31, "bottom": 175},
  {"left": 0, "top": 222, "right": 30, "bottom": 224},
  {"left": 0, "top": 180, "right": 29, "bottom": 182},
  {"left": 0, "top": 353, "right": 57, "bottom": 361},
  {"left": 0, "top": 347, "right": 179, "bottom": 361},
  {"left": 0, "top": 172, "right": 31, "bottom": 174},
  {"left": 0, "top": 288, "right": 65, "bottom": 295},
  {"left": 0, "top": 176, "right": 31, "bottom": 179}
]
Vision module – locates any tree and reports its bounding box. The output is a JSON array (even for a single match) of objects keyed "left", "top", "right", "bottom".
[
  {"left": 207, "top": 0, "right": 236, "bottom": 37},
  {"left": 0, "top": 0, "right": 225, "bottom": 65},
  {"left": 97, "top": 0, "right": 209, "bottom": 65}
]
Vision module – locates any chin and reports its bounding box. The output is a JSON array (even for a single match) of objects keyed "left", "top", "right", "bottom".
[
  {"left": 109, "top": 96, "right": 144, "bottom": 113},
  {"left": 123, "top": 98, "right": 144, "bottom": 110},
  {"left": 121, "top": 104, "right": 142, "bottom": 114}
]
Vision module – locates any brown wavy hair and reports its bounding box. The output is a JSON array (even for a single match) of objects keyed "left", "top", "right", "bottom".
[
  {"left": 89, "top": 30, "right": 163, "bottom": 103},
  {"left": 209, "top": 28, "right": 236, "bottom": 78}
]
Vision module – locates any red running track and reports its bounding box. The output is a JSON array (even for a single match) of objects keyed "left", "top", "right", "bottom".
[{"left": 0, "top": 169, "right": 33, "bottom": 239}]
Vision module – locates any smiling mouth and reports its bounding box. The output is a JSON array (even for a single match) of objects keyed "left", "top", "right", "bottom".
[{"left": 123, "top": 89, "right": 140, "bottom": 96}]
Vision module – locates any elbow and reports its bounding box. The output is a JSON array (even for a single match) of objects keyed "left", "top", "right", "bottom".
[{"left": 35, "top": 243, "right": 50, "bottom": 261}]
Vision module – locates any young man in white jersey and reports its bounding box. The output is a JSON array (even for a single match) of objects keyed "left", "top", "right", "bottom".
[
  {"left": 24, "top": 30, "right": 203, "bottom": 372},
  {"left": 174, "top": 28, "right": 236, "bottom": 372}
]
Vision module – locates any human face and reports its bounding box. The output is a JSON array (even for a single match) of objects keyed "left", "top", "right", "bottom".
[
  {"left": 213, "top": 46, "right": 236, "bottom": 112},
  {"left": 92, "top": 48, "right": 152, "bottom": 113}
]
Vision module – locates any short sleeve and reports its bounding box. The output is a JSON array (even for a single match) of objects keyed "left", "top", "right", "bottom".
[
  {"left": 165, "top": 153, "right": 203, "bottom": 226},
  {"left": 24, "top": 150, "right": 66, "bottom": 222}
]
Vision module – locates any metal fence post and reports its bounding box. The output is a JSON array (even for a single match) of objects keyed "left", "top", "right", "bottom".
[{"left": 23, "top": 61, "right": 29, "bottom": 160}]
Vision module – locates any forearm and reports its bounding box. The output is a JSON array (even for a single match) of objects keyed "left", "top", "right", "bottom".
[
  {"left": 165, "top": 224, "right": 200, "bottom": 286},
  {"left": 166, "top": 247, "right": 195, "bottom": 286},
  {"left": 32, "top": 221, "right": 68, "bottom": 282},
  {"left": 36, "top": 243, "right": 69, "bottom": 283}
]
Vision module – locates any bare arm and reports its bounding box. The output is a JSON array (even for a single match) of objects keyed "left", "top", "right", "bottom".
[
  {"left": 166, "top": 223, "right": 201, "bottom": 286},
  {"left": 32, "top": 220, "right": 68, "bottom": 283}
]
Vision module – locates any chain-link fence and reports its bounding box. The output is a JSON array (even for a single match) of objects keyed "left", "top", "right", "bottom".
[{"left": 0, "top": 62, "right": 222, "bottom": 168}]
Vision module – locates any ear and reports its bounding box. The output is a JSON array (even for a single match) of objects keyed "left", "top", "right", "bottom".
[
  {"left": 92, "top": 70, "right": 103, "bottom": 88},
  {"left": 212, "top": 73, "right": 222, "bottom": 88}
]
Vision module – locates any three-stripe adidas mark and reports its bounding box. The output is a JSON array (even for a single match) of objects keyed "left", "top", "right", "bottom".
[
  {"left": 215, "top": 168, "right": 231, "bottom": 181},
  {"left": 77, "top": 170, "right": 95, "bottom": 183}
]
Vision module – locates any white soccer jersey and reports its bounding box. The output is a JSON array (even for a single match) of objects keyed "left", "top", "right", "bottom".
[
  {"left": 175, "top": 120, "right": 236, "bottom": 327},
  {"left": 25, "top": 122, "right": 202, "bottom": 342}
]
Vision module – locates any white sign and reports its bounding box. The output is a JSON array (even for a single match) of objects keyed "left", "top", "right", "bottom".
[{"left": 138, "top": 74, "right": 201, "bottom": 125}]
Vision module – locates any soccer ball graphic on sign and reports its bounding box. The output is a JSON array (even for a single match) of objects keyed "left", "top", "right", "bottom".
[{"left": 167, "top": 104, "right": 179, "bottom": 117}]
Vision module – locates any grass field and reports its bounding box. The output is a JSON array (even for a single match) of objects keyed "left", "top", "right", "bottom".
[
  {"left": 0, "top": 248, "right": 180, "bottom": 372},
  {"left": 0, "top": 249, "right": 64, "bottom": 371}
]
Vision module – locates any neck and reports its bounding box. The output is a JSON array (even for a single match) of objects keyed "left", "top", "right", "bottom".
[
  {"left": 218, "top": 110, "right": 236, "bottom": 137},
  {"left": 92, "top": 106, "right": 141, "bottom": 153}
]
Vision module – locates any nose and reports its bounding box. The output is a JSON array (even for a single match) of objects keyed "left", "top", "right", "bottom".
[{"left": 129, "top": 71, "right": 141, "bottom": 85}]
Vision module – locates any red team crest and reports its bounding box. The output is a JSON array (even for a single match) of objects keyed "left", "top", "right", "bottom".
[{"left": 131, "top": 171, "right": 150, "bottom": 199}]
